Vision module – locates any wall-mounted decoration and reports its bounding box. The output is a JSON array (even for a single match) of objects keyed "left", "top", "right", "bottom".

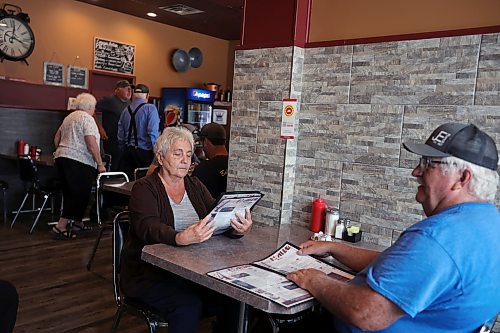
[
  {"left": 93, "top": 37, "right": 135, "bottom": 74},
  {"left": 280, "top": 98, "right": 298, "bottom": 139},
  {"left": 171, "top": 49, "right": 190, "bottom": 72},
  {"left": 213, "top": 108, "right": 227, "bottom": 125},
  {"left": 43, "top": 62, "right": 64, "bottom": 86},
  {"left": 67, "top": 65, "right": 88, "bottom": 89},
  {"left": 0, "top": 4, "right": 35, "bottom": 65},
  {"left": 188, "top": 47, "right": 203, "bottom": 68},
  {"left": 67, "top": 97, "right": 76, "bottom": 110}
]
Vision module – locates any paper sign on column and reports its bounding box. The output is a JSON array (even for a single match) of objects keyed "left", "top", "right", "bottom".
[{"left": 280, "top": 98, "right": 298, "bottom": 139}]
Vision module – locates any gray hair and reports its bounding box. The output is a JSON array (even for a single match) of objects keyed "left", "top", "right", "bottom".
[
  {"left": 154, "top": 127, "right": 194, "bottom": 158},
  {"left": 133, "top": 92, "right": 148, "bottom": 100},
  {"left": 440, "top": 156, "right": 499, "bottom": 202},
  {"left": 74, "top": 93, "right": 96, "bottom": 111}
]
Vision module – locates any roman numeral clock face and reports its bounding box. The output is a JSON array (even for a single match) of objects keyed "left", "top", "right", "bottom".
[{"left": 0, "top": 15, "right": 35, "bottom": 61}]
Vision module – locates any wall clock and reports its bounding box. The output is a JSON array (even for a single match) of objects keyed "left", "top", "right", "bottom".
[{"left": 0, "top": 11, "right": 35, "bottom": 64}]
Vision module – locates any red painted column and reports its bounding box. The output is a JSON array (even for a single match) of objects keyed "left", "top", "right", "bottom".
[{"left": 240, "top": 0, "right": 312, "bottom": 49}]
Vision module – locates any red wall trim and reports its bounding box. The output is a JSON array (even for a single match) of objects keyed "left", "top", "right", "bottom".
[{"left": 306, "top": 25, "right": 500, "bottom": 48}]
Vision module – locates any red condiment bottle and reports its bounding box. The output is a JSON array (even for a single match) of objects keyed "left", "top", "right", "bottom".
[
  {"left": 17, "top": 139, "right": 25, "bottom": 156},
  {"left": 310, "top": 195, "right": 326, "bottom": 233}
]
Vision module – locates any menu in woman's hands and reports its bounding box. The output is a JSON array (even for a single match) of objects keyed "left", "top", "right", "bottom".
[
  {"left": 207, "top": 242, "right": 354, "bottom": 308},
  {"left": 209, "top": 191, "right": 263, "bottom": 234}
]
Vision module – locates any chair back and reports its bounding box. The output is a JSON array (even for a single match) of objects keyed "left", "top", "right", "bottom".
[
  {"left": 96, "top": 172, "right": 129, "bottom": 225},
  {"left": 17, "top": 155, "right": 40, "bottom": 189},
  {"left": 112, "top": 210, "right": 130, "bottom": 306},
  {"left": 134, "top": 167, "right": 149, "bottom": 181}
]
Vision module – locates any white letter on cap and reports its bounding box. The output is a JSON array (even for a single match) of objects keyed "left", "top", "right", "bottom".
[{"left": 431, "top": 131, "right": 451, "bottom": 146}]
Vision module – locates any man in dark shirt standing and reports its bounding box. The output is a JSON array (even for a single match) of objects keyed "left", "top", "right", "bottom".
[
  {"left": 95, "top": 80, "right": 132, "bottom": 171},
  {"left": 193, "top": 122, "right": 228, "bottom": 198}
]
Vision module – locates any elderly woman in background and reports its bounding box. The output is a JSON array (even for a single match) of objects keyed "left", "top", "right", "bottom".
[
  {"left": 52, "top": 93, "right": 106, "bottom": 239},
  {"left": 121, "top": 127, "right": 252, "bottom": 333}
]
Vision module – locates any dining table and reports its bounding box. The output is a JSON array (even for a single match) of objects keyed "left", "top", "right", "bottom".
[
  {"left": 106, "top": 179, "right": 385, "bottom": 332},
  {"left": 0, "top": 153, "right": 56, "bottom": 166},
  {"left": 141, "top": 223, "right": 385, "bottom": 333}
]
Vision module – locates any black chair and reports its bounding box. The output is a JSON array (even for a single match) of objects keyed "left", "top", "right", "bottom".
[
  {"left": 111, "top": 211, "right": 169, "bottom": 333},
  {"left": 0, "top": 180, "right": 8, "bottom": 224},
  {"left": 10, "top": 155, "right": 60, "bottom": 233},
  {"left": 86, "top": 171, "right": 129, "bottom": 271},
  {"left": 133, "top": 167, "right": 149, "bottom": 181}
]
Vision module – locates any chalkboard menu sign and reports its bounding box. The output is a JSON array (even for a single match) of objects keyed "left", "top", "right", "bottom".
[
  {"left": 43, "top": 62, "right": 64, "bottom": 86},
  {"left": 93, "top": 37, "right": 135, "bottom": 74},
  {"left": 67, "top": 65, "right": 88, "bottom": 89}
]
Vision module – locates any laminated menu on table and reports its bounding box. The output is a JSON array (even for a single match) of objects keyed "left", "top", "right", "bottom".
[{"left": 207, "top": 242, "right": 354, "bottom": 308}]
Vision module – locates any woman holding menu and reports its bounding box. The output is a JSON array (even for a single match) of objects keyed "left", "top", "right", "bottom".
[{"left": 121, "top": 126, "right": 253, "bottom": 333}]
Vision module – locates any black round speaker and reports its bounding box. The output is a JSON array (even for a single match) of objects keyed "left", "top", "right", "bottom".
[
  {"left": 172, "top": 49, "right": 190, "bottom": 72},
  {"left": 188, "top": 47, "right": 203, "bottom": 68}
]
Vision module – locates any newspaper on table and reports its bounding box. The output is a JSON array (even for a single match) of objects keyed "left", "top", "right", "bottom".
[
  {"left": 210, "top": 191, "right": 263, "bottom": 234},
  {"left": 207, "top": 242, "right": 354, "bottom": 308}
]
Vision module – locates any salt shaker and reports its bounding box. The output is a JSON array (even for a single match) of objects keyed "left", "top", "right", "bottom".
[
  {"left": 325, "top": 209, "right": 339, "bottom": 236},
  {"left": 335, "top": 218, "right": 346, "bottom": 239}
]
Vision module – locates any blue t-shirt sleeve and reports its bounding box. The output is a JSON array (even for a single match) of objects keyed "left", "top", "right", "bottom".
[{"left": 365, "top": 231, "right": 462, "bottom": 317}]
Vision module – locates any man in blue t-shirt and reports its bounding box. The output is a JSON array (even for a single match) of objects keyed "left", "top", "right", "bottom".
[{"left": 288, "top": 123, "right": 499, "bottom": 332}]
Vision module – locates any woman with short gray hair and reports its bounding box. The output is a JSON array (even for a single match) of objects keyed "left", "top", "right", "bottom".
[
  {"left": 121, "top": 126, "right": 253, "bottom": 333},
  {"left": 52, "top": 93, "right": 106, "bottom": 239}
]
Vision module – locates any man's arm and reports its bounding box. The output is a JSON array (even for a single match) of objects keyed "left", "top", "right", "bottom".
[
  {"left": 298, "top": 240, "right": 380, "bottom": 272},
  {"left": 287, "top": 269, "right": 404, "bottom": 331},
  {"left": 146, "top": 105, "right": 160, "bottom": 147}
]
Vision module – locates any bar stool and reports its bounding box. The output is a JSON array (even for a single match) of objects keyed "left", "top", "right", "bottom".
[{"left": 0, "top": 180, "right": 8, "bottom": 224}]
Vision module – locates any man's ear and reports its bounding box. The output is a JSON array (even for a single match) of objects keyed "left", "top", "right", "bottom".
[{"left": 452, "top": 169, "right": 472, "bottom": 190}]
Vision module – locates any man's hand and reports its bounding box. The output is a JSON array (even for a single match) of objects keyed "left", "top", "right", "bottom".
[
  {"left": 297, "top": 240, "right": 335, "bottom": 257},
  {"left": 287, "top": 268, "right": 326, "bottom": 291},
  {"left": 97, "top": 164, "right": 106, "bottom": 173},
  {"left": 176, "top": 214, "right": 215, "bottom": 245},
  {"left": 231, "top": 208, "right": 253, "bottom": 235}
]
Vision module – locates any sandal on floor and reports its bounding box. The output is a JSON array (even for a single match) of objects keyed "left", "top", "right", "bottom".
[
  {"left": 72, "top": 224, "right": 93, "bottom": 233},
  {"left": 51, "top": 226, "right": 76, "bottom": 240}
]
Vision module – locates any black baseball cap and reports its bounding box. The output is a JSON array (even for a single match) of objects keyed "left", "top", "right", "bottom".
[
  {"left": 115, "top": 80, "right": 131, "bottom": 88},
  {"left": 133, "top": 84, "right": 149, "bottom": 94},
  {"left": 200, "top": 123, "right": 226, "bottom": 140},
  {"left": 403, "top": 123, "right": 498, "bottom": 171}
]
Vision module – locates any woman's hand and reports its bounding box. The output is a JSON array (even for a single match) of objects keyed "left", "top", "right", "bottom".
[
  {"left": 231, "top": 208, "right": 253, "bottom": 235},
  {"left": 175, "top": 214, "right": 215, "bottom": 246}
]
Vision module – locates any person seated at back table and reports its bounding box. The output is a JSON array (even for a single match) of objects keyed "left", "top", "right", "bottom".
[
  {"left": 192, "top": 122, "right": 229, "bottom": 198},
  {"left": 121, "top": 127, "right": 253, "bottom": 333},
  {"left": 287, "top": 123, "right": 500, "bottom": 332}
]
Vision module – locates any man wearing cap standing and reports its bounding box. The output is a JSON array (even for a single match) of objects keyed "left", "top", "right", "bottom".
[
  {"left": 287, "top": 123, "right": 500, "bottom": 332},
  {"left": 192, "top": 123, "right": 229, "bottom": 198},
  {"left": 117, "top": 84, "right": 160, "bottom": 178},
  {"left": 95, "top": 80, "right": 132, "bottom": 171}
]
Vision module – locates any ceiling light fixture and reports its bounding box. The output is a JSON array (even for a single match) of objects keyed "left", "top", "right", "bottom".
[
  {"left": 158, "top": 4, "right": 204, "bottom": 16},
  {"left": 147, "top": 12, "right": 157, "bottom": 17}
]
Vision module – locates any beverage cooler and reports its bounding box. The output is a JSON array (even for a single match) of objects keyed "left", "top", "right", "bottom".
[{"left": 160, "top": 88, "right": 215, "bottom": 130}]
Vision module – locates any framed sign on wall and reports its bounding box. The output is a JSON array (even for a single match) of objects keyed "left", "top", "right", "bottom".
[
  {"left": 67, "top": 65, "right": 88, "bottom": 89},
  {"left": 43, "top": 62, "right": 64, "bottom": 86},
  {"left": 93, "top": 37, "right": 135, "bottom": 74}
]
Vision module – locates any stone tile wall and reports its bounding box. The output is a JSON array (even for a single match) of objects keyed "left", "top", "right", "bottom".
[{"left": 229, "top": 33, "right": 500, "bottom": 244}]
